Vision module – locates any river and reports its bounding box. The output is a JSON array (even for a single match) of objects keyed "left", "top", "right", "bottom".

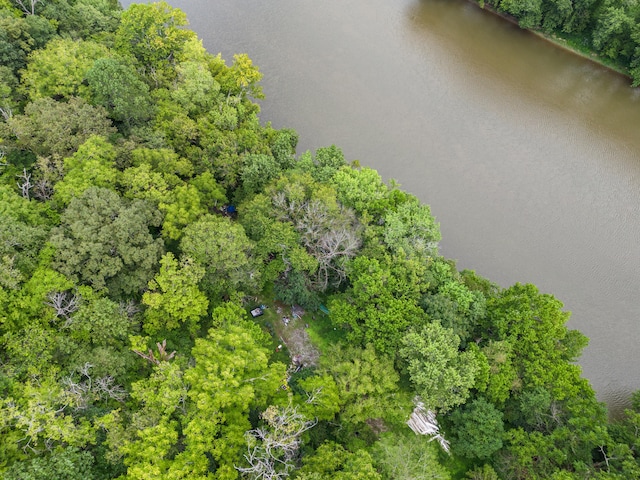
[{"left": 122, "top": 0, "right": 640, "bottom": 414}]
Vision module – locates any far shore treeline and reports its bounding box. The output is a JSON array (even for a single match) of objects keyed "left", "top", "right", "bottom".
[
  {"left": 477, "top": 0, "right": 640, "bottom": 85},
  {"left": 1, "top": 1, "right": 640, "bottom": 479}
]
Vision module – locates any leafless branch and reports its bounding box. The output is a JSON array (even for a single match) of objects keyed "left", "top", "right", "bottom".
[
  {"left": 62, "top": 363, "right": 127, "bottom": 410},
  {"left": 133, "top": 339, "right": 176, "bottom": 365},
  {"left": 16, "top": 168, "right": 32, "bottom": 200},
  {"left": 31, "top": 178, "right": 53, "bottom": 201},
  {"left": 46, "top": 291, "right": 80, "bottom": 327},
  {"left": 118, "top": 299, "right": 140, "bottom": 318},
  {"left": 12, "top": 0, "right": 41, "bottom": 15},
  {"left": 236, "top": 404, "right": 317, "bottom": 479},
  {"left": 0, "top": 106, "right": 12, "bottom": 122}
]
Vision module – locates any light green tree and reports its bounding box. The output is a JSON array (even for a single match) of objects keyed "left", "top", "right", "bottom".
[
  {"left": 399, "top": 321, "right": 479, "bottom": 412},
  {"left": 115, "top": 1, "right": 195, "bottom": 86},
  {"left": 372, "top": 431, "right": 451, "bottom": 480},
  {"left": 114, "top": 304, "right": 286, "bottom": 479},
  {"left": 329, "top": 255, "right": 428, "bottom": 353},
  {"left": 53, "top": 135, "right": 118, "bottom": 206},
  {"left": 297, "top": 441, "right": 381, "bottom": 480},
  {"left": 142, "top": 252, "right": 208, "bottom": 334},
  {"left": 21, "top": 38, "right": 110, "bottom": 101},
  {"left": 322, "top": 343, "right": 406, "bottom": 425}
]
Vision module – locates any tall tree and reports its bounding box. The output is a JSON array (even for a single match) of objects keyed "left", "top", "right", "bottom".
[
  {"left": 399, "top": 321, "right": 480, "bottom": 412},
  {"left": 87, "top": 57, "right": 155, "bottom": 128},
  {"left": 4, "top": 96, "right": 115, "bottom": 158},
  {"left": 142, "top": 252, "right": 208, "bottom": 334},
  {"left": 448, "top": 397, "right": 505, "bottom": 460},
  {"left": 21, "top": 38, "right": 110, "bottom": 101},
  {"left": 180, "top": 214, "right": 260, "bottom": 301},
  {"left": 115, "top": 1, "right": 196, "bottom": 86},
  {"left": 50, "top": 187, "right": 164, "bottom": 297}
]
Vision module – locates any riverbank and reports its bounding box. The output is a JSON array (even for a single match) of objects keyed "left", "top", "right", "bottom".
[{"left": 472, "top": 1, "right": 634, "bottom": 84}]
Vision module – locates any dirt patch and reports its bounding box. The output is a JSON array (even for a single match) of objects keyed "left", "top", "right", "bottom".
[{"left": 272, "top": 302, "right": 320, "bottom": 367}]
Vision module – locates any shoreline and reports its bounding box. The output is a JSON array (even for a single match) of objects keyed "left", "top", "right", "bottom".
[{"left": 468, "top": 1, "right": 634, "bottom": 84}]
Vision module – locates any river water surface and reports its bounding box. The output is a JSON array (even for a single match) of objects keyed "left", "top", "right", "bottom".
[{"left": 124, "top": 0, "right": 640, "bottom": 413}]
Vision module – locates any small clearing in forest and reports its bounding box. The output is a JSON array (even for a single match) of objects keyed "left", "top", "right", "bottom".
[{"left": 272, "top": 302, "right": 320, "bottom": 367}]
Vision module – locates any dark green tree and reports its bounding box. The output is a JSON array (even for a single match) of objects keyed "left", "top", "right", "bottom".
[
  {"left": 50, "top": 187, "right": 164, "bottom": 296},
  {"left": 87, "top": 57, "right": 155, "bottom": 127},
  {"left": 180, "top": 214, "right": 260, "bottom": 301},
  {"left": 5, "top": 97, "right": 115, "bottom": 158},
  {"left": 449, "top": 397, "right": 505, "bottom": 460}
]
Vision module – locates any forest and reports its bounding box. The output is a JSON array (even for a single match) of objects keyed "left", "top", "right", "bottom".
[
  {"left": 482, "top": 0, "right": 640, "bottom": 85},
  {"left": 1, "top": 0, "right": 640, "bottom": 478}
]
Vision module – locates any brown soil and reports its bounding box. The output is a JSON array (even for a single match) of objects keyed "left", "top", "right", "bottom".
[{"left": 272, "top": 302, "right": 320, "bottom": 367}]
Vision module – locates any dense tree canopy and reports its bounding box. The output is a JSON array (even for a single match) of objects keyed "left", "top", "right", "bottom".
[{"left": 0, "top": 2, "right": 636, "bottom": 479}]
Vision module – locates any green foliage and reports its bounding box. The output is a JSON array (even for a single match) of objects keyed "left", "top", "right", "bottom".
[
  {"left": 180, "top": 214, "right": 260, "bottom": 301},
  {"left": 158, "top": 184, "right": 206, "bottom": 240},
  {"left": 0, "top": 372, "right": 97, "bottom": 458},
  {"left": 53, "top": 135, "right": 118, "bottom": 206},
  {"left": 0, "top": 11, "right": 55, "bottom": 73},
  {"left": 142, "top": 252, "right": 208, "bottom": 334},
  {"left": 382, "top": 195, "right": 441, "bottom": 256},
  {"left": 449, "top": 397, "right": 504, "bottom": 460},
  {"left": 228, "top": 53, "right": 264, "bottom": 99},
  {"left": 483, "top": 283, "right": 588, "bottom": 400},
  {"left": 329, "top": 255, "right": 428, "bottom": 353},
  {"left": 478, "top": 340, "right": 519, "bottom": 404},
  {"left": 3, "top": 446, "right": 95, "bottom": 480},
  {"left": 399, "top": 321, "right": 479, "bottom": 412},
  {"left": 87, "top": 57, "right": 154, "bottom": 127},
  {"left": 21, "top": 38, "right": 110, "bottom": 101},
  {"left": 115, "top": 1, "right": 195, "bottom": 86},
  {"left": 39, "top": 0, "right": 121, "bottom": 41},
  {"left": 239, "top": 153, "right": 282, "bottom": 200},
  {"left": 170, "top": 58, "right": 220, "bottom": 115},
  {"left": 50, "top": 187, "right": 164, "bottom": 296},
  {"left": 69, "top": 294, "right": 132, "bottom": 347},
  {"left": 331, "top": 166, "right": 391, "bottom": 220},
  {"left": 5, "top": 96, "right": 116, "bottom": 158},
  {"left": 298, "top": 441, "right": 381, "bottom": 480},
  {"left": 500, "top": 0, "right": 543, "bottom": 29},
  {"left": 0, "top": 184, "right": 51, "bottom": 277},
  {"left": 465, "top": 464, "right": 500, "bottom": 480},
  {"left": 296, "top": 374, "right": 341, "bottom": 421},
  {"left": 372, "top": 431, "right": 451, "bottom": 479},
  {"left": 321, "top": 343, "right": 406, "bottom": 425}
]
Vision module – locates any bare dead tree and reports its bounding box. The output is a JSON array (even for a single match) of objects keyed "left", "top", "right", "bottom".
[
  {"left": 45, "top": 291, "right": 80, "bottom": 327},
  {"left": 16, "top": 168, "right": 32, "bottom": 200},
  {"left": 62, "top": 363, "right": 127, "bottom": 410},
  {"left": 310, "top": 226, "right": 361, "bottom": 291},
  {"left": 273, "top": 192, "right": 362, "bottom": 292},
  {"left": 133, "top": 339, "right": 176, "bottom": 365},
  {"left": 236, "top": 404, "right": 317, "bottom": 480},
  {"left": 31, "top": 178, "right": 54, "bottom": 201},
  {"left": 94, "top": 376, "right": 127, "bottom": 403},
  {"left": 0, "top": 106, "right": 12, "bottom": 122},
  {"left": 12, "top": 0, "right": 42, "bottom": 15},
  {"left": 118, "top": 299, "right": 141, "bottom": 318}
]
